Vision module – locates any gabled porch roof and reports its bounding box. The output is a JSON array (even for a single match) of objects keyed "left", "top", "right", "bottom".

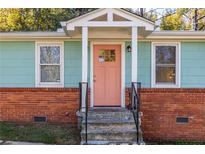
[{"left": 60, "top": 8, "right": 155, "bottom": 37}]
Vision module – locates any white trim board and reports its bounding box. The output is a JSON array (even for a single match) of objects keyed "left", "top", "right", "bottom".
[
  {"left": 90, "top": 41, "right": 125, "bottom": 108},
  {"left": 35, "top": 41, "right": 64, "bottom": 87},
  {"left": 151, "top": 42, "right": 181, "bottom": 88},
  {"left": 64, "top": 8, "right": 155, "bottom": 31}
]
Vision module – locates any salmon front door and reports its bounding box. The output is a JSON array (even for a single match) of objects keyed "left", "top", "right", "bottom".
[{"left": 93, "top": 44, "right": 121, "bottom": 106}]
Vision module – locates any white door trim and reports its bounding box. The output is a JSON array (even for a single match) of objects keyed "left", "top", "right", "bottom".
[{"left": 90, "top": 41, "right": 125, "bottom": 108}]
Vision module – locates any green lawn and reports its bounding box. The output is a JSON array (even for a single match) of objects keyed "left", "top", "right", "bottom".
[{"left": 0, "top": 122, "right": 80, "bottom": 145}]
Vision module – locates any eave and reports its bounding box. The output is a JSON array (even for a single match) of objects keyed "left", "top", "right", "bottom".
[
  {"left": 1, "top": 31, "right": 205, "bottom": 40},
  {"left": 0, "top": 32, "right": 69, "bottom": 39},
  {"left": 147, "top": 31, "right": 205, "bottom": 39}
]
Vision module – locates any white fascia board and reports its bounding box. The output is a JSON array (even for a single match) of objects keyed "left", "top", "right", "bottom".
[
  {"left": 148, "top": 31, "right": 205, "bottom": 39},
  {"left": 2, "top": 30, "right": 205, "bottom": 40},
  {"left": 67, "top": 21, "right": 154, "bottom": 31},
  {"left": 60, "top": 22, "right": 67, "bottom": 27},
  {"left": 0, "top": 32, "right": 68, "bottom": 38}
]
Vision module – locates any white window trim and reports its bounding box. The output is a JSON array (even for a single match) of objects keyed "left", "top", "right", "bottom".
[
  {"left": 151, "top": 42, "right": 181, "bottom": 88},
  {"left": 35, "top": 41, "right": 64, "bottom": 87}
]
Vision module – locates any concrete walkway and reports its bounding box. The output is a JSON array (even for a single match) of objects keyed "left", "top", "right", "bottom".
[{"left": 0, "top": 140, "right": 45, "bottom": 145}]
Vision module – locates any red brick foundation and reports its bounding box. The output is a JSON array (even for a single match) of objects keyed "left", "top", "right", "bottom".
[
  {"left": 1, "top": 88, "right": 205, "bottom": 141},
  {"left": 0, "top": 88, "right": 80, "bottom": 124},
  {"left": 126, "top": 88, "right": 205, "bottom": 142}
]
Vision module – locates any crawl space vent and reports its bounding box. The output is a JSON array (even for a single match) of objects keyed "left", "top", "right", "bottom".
[
  {"left": 34, "top": 116, "right": 47, "bottom": 122},
  {"left": 176, "top": 117, "right": 189, "bottom": 124}
]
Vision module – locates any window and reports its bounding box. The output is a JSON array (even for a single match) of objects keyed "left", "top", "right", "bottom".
[
  {"left": 36, "top": 42, "right": 64, "bottom": 87},
  {"left": 152, "top": 43, "right": 180, "bottom": 88},
  {"left": 98, "top": 49, "right": 116, "bottom": 62}
]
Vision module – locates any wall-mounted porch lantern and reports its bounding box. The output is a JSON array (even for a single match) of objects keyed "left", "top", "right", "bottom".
[{"left": 127, "top": 44, "right": 132, "bottom": 52}]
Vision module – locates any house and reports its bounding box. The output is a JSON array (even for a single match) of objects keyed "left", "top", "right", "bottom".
[{"left": 1, "top": 8, "right": 205, "bottom": 144}]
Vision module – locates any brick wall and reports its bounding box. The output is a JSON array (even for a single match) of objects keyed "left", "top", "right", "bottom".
[
  {"left": 126, "top": 88, "right": 205, "bottom": 142},
  {"left": 0, "top": 88, "right": 80, "bottom": 124},
  {"left": 1, "top": 88, "right": 205, "bottom": 141}
]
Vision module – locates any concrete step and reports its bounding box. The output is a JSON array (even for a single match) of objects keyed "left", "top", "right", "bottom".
[
  {"left": 78, "top": 109, "right": 144, "bottom": 145},
  {"left": 82, "top": 110, "right": 134, "bottom": 123},
  {"left": 81, "top": 131, "right": 140, "bottom": 142},
  {"left": 80, "top": 140, "right": 139, "bottom": 145},
  {"left": 81, "top": 126, "right": 137, "bottom": 134},
  {"left": 83, "top": 110, "right": 133, "bottom": 117},
  {"left": 87, "top": 110, "right": 133, "bottom": 116},
  {"left": 81, "top": 122, "right": 136, "bottom": 131},
  {"left": 86, "top": 116, "right": 134, "bottom": 122},
  {"left": 82, "top": 118, "right": 135, "bottom": 124}
]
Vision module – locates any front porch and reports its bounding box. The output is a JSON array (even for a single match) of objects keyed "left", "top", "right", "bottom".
[
  {"left": 61, "top": 8, "right": 154, "bottom": 144},
  {"left": 60, "top": 8, "right": 155, "bottom": 109}
]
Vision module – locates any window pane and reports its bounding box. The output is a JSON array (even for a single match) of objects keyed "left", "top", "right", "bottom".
[
  {"left": 40, "top": 46, "right": 60, "bottom": 64},
  {"left": 41, "top": 65, "right": 60, "bottom": 82},
  {"left": 156, "top": 46, "right": 176, "bottom": 64},
  {"left": 98, "top": 49, "right": 115, "bottom": 62},
  {"left": 156, "top": 66, "right": 175, "bottom": 83}
]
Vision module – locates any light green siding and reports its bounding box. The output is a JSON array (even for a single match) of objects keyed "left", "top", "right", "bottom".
[
  {"left": 181, "top": 42, "right": 205, "bottom": 87},
  {"left": 125, "top": 41, "right": 151, "bottom": 87},
  {"left": 0, "top": 41, "right": 152, "bottom": 88},
  {"left": 64, "top": 41, "right": 91, "bottom": 87},
  {"left": 64, "top": 41, "right": 82, "bottom": 87},
  {"left": 63, "top": 41, "right": 205, "bottom": 88},
  {"left": 2, "top": 41, "right": 205, "bottom": 88},
  {"left": 64, "top": 41, "right": 152, "bottom": 88},
  {"left": 0, "top": 41, "right": 35, "bottom": 87}
]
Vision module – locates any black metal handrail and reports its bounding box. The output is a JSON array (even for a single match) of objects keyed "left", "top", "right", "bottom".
[
  {"left": 129, "top": 82, "right": 141, "bottom": 144},
  {"left": 79, "top": 82, "right": 89, "bottom": 144}
]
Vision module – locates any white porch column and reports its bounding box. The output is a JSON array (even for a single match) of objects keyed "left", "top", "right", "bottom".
[
  {"left": 81, "top": 26, "right": 88, "bottom": 111},
  {"left": 131, "top": 26, "right": 138, "bottom": 82},
  {"left": 82, "top": 26, "right": 88, "bottom": 82}
]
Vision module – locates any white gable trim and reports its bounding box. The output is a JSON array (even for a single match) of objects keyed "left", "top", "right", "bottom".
[
  {"left": 113, "top": 9, "right": 154, "bottom": 25},
  {"left": 66, "top": 9, "right": 106, "bottom": 24},
  {"left": 62, "top": 8, "right": 155, "bottom": 31}
]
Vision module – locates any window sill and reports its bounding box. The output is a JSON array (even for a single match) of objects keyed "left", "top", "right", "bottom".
[
  {"left": 151, "top": 84, "right": 180, "bottom": 88},
  {"left": 35, "top": 83, "right": 64, "bottom": 88}
]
